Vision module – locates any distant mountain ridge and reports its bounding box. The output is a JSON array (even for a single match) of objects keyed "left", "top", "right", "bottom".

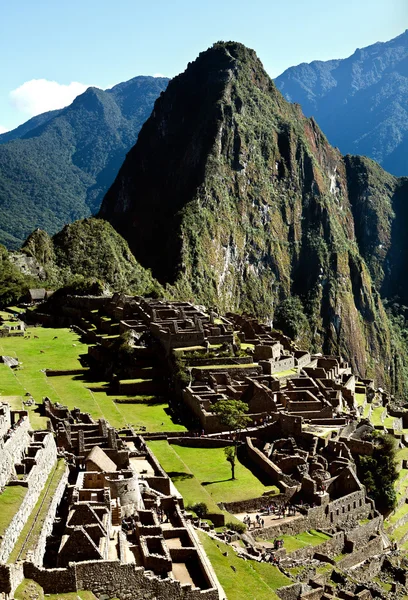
[
  {"left": 0, "top": 76, "right": 169, "bottom": 249},
  {"left": 275, "top": 29, "right": 408, "bottom": 176}
]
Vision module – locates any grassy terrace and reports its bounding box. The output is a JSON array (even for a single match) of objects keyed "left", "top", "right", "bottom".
[
  {"left": 197, "top": 531, "right": 290, "bottom": 600},
  {"left": 264, "top": 530, "right": 331, "bottom": 553},
  {"left": 387, "top": 503, "right": 408, "bottom": 527},
  {"left": 0, "top": 326, "right": 186, "bottom": 433},
  {"left": 9, "top": 459, "right": 67, "bottom": 563},
  {"left": 272, "top": 368, "right": 297, "bottom": 378},
  {"left": 370, "top": 406, "right": 385, "bottom": 427},
  {"left": 147, "top": 441, "right": 279, "bottom": 515},
  {"left": 15, "top": 580, "right": 97, "bottom": 600},
  {"left": 196, "top": 363, "right": 258, "bottom": 370},
  {"left": 0, "top": 485, "right": 27, "bottom": 537},
  {"left": 355, "top": 393, "right": 366, "bottom": 407}
]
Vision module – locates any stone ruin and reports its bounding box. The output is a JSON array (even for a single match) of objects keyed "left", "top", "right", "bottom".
[
  {"left": 0, "top": 400, "right": 219, "bottom": 600},
  {"left": 17, "top": 293, "right": 408, "bottom": 599}
]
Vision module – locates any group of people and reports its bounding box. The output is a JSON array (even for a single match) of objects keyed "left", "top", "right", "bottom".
[
  {"left": 243, "top": 514, "right": 265, "bottom": 529},
  {"left": 260, "top": 502, "right": 297, "bottom": 518},
  {"left": 242, "top": 503, "right": 297, "bottom": 529}
]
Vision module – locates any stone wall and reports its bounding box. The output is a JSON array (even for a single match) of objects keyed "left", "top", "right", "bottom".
[
  {"left": 337, "top": 535, "right": 384, "bottom": 569},
  {"left": 285, "top": 531, "right": 344, "bottom": 561},
  {"left": 0, "top": 417, "right": 31, "bottom": 488},
  {"left": 340, "top": 437, "right": 374, "bottom": 456},
  {"left": 0, "top": 562, "right": 24, "bottom": 596},
  {"left": 345, "top": 516, "right": 382, "bottom": 549},
  {"left": 29, "top": 463, "right": 69, "bottom": 566},
  {"left": 168, "top": 437, "right": 232, "bottom": 448},
  {"left": 221, "top": 494, "right": 285, "bottom": 514},
  {"left": 24, "top": 560, "right": 219, "bottom": 600},
  {"left": 256, "top": 491, "right": 372, "bottom": 540},
  {"left": 276, "top": 583, "right": 302, "bottom": 600},
  {"left": 0, "top": 433, "right": 57, "bottom": 563},
  {"left": 245, "top": 436, "right": 286, "bottom": 485}
]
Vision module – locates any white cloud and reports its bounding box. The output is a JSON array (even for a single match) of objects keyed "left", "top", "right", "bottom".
[
  {"left": 0, "top": 125, "right": 7, "bottom": 134},
  {"left": 153, "top": 73, "right": 166, "bottom": 78},
  {"left": 9, "top": 79, "right": 90, "bottom": 117}
]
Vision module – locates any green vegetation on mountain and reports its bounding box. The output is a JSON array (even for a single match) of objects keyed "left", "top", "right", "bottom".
[
  {"left": 20, "top": 218, "right": 163, "bottom": 296},
  {"left": 100, "top": 41, "right": 406, "bottom": 394},
  {"left": 0, "top": 76, "right": 168, "bottom": 249},
  {"left": 0, "top": 245, "right": 37, "bottom": 307},
  {"left": 275, "top": 30, "right": 408, "bottom": 177},
  {"left": 357, "top": 432, "right": 398, "bottom": 512}
]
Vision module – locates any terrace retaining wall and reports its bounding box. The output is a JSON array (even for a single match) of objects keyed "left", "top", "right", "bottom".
[
  {"left": 0, "top": 434, "right": 57, "bottom": 563},
  {"left": 24, "top": 560, "right": 219, "bottom": 600}
]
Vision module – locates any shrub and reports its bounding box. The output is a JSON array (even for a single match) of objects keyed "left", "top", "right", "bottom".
[
  {"left": 192, "top": 502, "right": 208, "bottom": 518},
  {"left": 226, "top": 521, "right": 246, "bottom": 534}
]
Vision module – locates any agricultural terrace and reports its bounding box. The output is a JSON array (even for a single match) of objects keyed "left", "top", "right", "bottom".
[
  {"left": 0, "top": 326, "right": 185, "bottom": 433},
  {"left": 197, "top": 531, "right": 290, "bottom": 600}
]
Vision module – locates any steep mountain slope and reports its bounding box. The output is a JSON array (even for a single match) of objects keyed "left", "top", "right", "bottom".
[
  {"left": 100, "top": 41, "right": 406, "bottom": 392},
  {"left": 0, "top": 76, "right": 169, "bottom": 249},
  {"left": 275, "top": 30, "right": 408, "bottom": 176}
]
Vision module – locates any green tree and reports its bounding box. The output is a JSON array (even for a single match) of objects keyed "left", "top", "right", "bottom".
[
  {"left": 213, "top": 399, "right": 251, "bottom": 481},
  {"left": 224, "top": 446, "right": 236, "bottom": 480},
  {"left": 274, "top": 296, "right": 311, "bottom": 342},
  {"left": 0, "top": 245, "right": 36, "bottom": 308},
  {"left": 213, "top": 398, "right": 251, "bottom": 433},
  {"left": 358, "top": 432, "right": 398, "bottom": 512}
]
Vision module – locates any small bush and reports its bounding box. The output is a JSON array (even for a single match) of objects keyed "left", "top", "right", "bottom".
[
  {"left": 192, "top": 502, "right": 208, "bottom": 518},
  {"left": 226, "top": 521, "right": 246, "bottom": 534}
]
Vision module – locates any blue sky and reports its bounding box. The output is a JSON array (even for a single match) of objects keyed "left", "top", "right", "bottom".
[{"left": 0, "top": 0, "right": 406, "bottom": 131}]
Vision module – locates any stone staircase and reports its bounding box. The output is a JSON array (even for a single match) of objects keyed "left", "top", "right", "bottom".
[{"left": 111, "top": 500, "right": 121, "bottom": 526}]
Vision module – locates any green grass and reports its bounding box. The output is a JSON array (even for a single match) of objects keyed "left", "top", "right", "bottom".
[
  {"left": 0, "top": 485, "right": 27, "bottom": 537},
  {"left": 384, "top": 417, "right": 395, "bottom": 429},
  {"left": 387, "top": 503, "right": 408, "bottom": 527},
  {"left": 370, "top": 406, "right": 385, "bottom": 427},
  {"left": 1, "top": 394, "right": 45, "bottom": 430},
  {"left": 15, "top": 579, "right": 98, "bottom": 600},
  {"left": 197, "top": 531, "right": 290, "bottom": 600},
  {"left": 197, "top": 363, "right": 258, "bottom": 370},
  {"left": 315, "top": 563, "right": 334, "bottom": 576},
  {"left": 374, "top": 577, "right": 392, "bottom": 592},
  {"left": 390, "top": 519, "right": 408, "bottom": 542},
  {"left": 266, "top": 530, "right": 331, "bottom": 553},
  {"left": 397, "top": 448, "right": 408, "bottom": 462},
  {"left": 272, "top": 368, "right": 297, "bottom": 378},
  {"left": 9, "top": 459, "right": 66, "bottom": 562},
  {"left": 148, "top": 441, "right": 279, "bottom": 511},
  {"left": 0, "top": 326, "right": 186, "bottom": 433},
  {"left": 355, "top": 393, "right": 366, "bottom": 407}
]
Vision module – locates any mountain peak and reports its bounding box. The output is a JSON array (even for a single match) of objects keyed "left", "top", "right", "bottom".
[{"left": 0, "top": 76, "right": 168, "bottom": 249}]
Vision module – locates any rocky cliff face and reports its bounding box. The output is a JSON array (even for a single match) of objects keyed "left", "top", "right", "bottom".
[{"left": 100, "top": 42, "right": 406, "bottom": 391}]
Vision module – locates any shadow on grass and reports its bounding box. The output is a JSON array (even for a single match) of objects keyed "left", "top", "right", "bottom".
[
  {"left": 168, "top": 472, "right": 194, "bottom": 481},
  {"left": 201, "top": 479, "right": 232, "bottom": 486},
  {"left": 237, "top": 445, "right": 279, "bottom": 488}
]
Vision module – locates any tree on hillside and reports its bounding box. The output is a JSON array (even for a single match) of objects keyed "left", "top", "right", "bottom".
[
  {"left": 213, "top": 398, "right": 251, "bottom": 480},
  {"left": 358, "top": 432, "right": 398, "bottom": 512},
  {"left": 224, "top": 446, "right": 237, "bottom": 480},
  {"left": 213, "top": 398, "right": 251, "bottom": 433}
]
